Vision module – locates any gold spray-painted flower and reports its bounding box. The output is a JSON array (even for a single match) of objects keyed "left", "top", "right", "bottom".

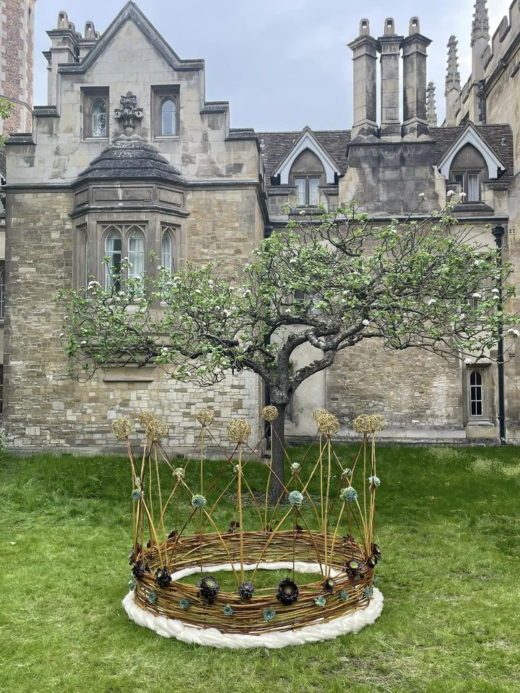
[{"left": 227, "top": 419, "right": 252, "bottom": 443}]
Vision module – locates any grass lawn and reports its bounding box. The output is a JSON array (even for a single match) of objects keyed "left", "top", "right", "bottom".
[{"left": 1, "top": 443, "right": 519, "bottom": 693}]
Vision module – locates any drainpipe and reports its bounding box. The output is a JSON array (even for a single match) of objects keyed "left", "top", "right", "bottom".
[{"left": 492, "top": 225, "right": 506, "bottom": 445}]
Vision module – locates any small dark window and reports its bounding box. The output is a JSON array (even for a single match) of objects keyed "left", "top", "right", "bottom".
[{"left": 469, "top": 370, "right": 484, "bottom": 417}]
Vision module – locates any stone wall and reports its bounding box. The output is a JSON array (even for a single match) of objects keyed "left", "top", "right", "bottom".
[{"left": 4, "top": 187, "right": 264, "bottom": 454}]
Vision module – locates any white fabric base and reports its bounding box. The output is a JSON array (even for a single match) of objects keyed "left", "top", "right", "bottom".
[{"left": 123, "top": 561, "right": 384, "bottom": 649}]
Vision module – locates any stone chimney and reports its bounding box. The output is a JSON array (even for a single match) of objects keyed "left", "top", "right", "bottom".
[
  {"left": 445, "top": 35, "right": 461, "bottom": 126},
  {"left": 426, "top": 82, "right": 437, "bottom": 127},
  {"left": 45, "top": 11, "right": 80, "bottom": 106},
  {"left": 378, "top": 18, "right": 404, "bottom": 139},
  {"left": 401, "top": 17, "right": 431, "bottom": 138},
  {"left": 348, "top": 19, "right": 378, "bottom": 139},
  {"left": 78, "top": 21, "right": 100, "bottom": 60}
]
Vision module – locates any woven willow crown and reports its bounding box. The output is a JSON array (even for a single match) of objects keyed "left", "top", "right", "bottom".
[{"left": 116, "top": 407, "right": 385, "bottom": 647}]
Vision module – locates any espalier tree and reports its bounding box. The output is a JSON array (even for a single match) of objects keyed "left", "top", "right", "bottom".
[{"left": 58, "top": 203, "right": 516, "bottom": 500}]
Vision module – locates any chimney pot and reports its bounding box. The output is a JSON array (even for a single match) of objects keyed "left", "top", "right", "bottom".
[
  {"left": 409, "top": 17, "right": 420, "bottom": 34},
  {"left": 359, "top": 19, "right": 370, "bottom": 36},
  {"left": 384, "top": 18, "right": 395, "bottom": 36}
]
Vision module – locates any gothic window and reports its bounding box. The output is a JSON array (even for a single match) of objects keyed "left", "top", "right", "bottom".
[
  {"left": 128, "top": 227, "right": 146, "bottom": 279},
  {"left": 152, "top": 86, "right": 180, "bottom": 138},
  {"left": 290, "top": 149, "right": 325, "bottom": 207},
  {"left": 161, "top": 99, "right": 177, "bottom": 136},
  {"left": 469, "top": 370, "right": 484, "bottom": 417},
  {"left": 104, "top": 228, "right": 122, "bottom": 291},
  {"left": 161, "top": 230, "right": 174, "bottom": 273},
  {"left": 92, "top": 99, "right": 107, "bottom": 138},
  {"left": 450, "top": 144, "right": 488, "bottom": 203},
  {"left": 83, "top": 88, "right": 109, "bottom": 139}
]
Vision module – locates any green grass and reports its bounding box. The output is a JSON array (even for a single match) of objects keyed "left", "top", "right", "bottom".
[{"left": 1, "top": 444, "right": 519, "bottom": 693}]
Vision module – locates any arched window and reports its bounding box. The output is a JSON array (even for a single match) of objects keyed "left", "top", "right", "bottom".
[
  {"left": 290, "top": 149, "right": 325, "bottom": 206},
  {"left": 450, "top": 144, "right": 487, "bottom": 203},
  {"left": 161, "top": 231, "right": 174, "bottom": 273},
  {"left": 469, "top": 370, "right": 484, "bottom": 417},
  {"left": 128, "top": 228, "right": 145, "bottom": 279},
  {"left": 161, "top": 98, "right": 177, "bottom": 136},
  {"left": 105, "top": 229, "right": 122, "bottom": 291},
  {"left": 92, "top": 98, "right": 107, "bottom": 138}
]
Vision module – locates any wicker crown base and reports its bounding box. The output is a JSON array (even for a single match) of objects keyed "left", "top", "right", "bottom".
[{"left": 124, "top": 561, "right": 384, "bottom": 649}]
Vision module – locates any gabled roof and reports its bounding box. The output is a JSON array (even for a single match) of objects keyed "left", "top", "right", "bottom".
[
  {"left": 435, "top": 122, "right": 508, "bottom": 180},
  {"left": 258, "top": 129, "right": 351, "bottom": 181},
  {"left": 269, "top": 127, "right": 344, "bottom": 184},
  {"left": 59, "top": 1, "right": 204, "bottom": 75}
]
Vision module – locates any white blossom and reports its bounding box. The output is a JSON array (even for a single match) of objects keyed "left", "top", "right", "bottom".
[
  {"left": 428, "top": 299, "right": 437, "bottom": 306},
  {"left": 491, "top": 288, "right": 500, "bottom": 294},
  {"left": 419, "top": 192, "right": 425, "bottom": 198},
  {"left": 507, "top": 329, "right": 520, "bottom": 338},
  {"left": 464, "top": 359, "right": 473, "bottom": 365},
  {"left": 362, "top": 319, "right": 370, "bottom": 326},
  {"left": 472, "top": 293, "right": 481, "bottom": 299},
  {"left": 460, "top": 192, "right": 467, "bottom": 199},
  {"left": 285, "top": 308, "right": 291, "bottom": 314},
  {"left": 447, "top": 190, "right": 455, "bottom": 197}
]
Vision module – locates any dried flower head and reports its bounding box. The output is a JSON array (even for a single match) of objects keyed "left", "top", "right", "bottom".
[
  {"left": 174, "top": 467, "right": 185, "bottom": 480},
  {"left": 128, "top": 578, "right": 136, "bottom": 591},
  {"left": 227, "top": 418, "right": 251, "bottom": 443},
  {"left": 196, "top": 408, "right": 214, "bottom": 427},
  {"left": 198, "top": 575, "right": 220, "bottom": 604},
  {"left": 131, "top": 489, "right": 143, "bottom": 501},
  {"left": 145, "top": 418, "right": 168, "bottom": 442},
  {"left": 369, "top": 475, "right": 381, "bottom": 490},
  {"left": 291, "top": 462, "right": 301, "bottom": 475},
  {"left": 312, "top": 408, "right": 328, "bottom": 422},
  {"left": 191, "top": 494, "right": 207, "bottom": 509},
  {"left": 340, "top": 487, "right": 358, "bottom": 503},
  {"left": 289, "top": 490, "right": 304, "bottom": 508},
  {"left": 277, "top": 579, "right": 299, "bottom": 605},
  {"left": 223, "top": 605, "right": 234, "bottom": 617},
  {"left": 179, "top": 598, "right": 190, "bottom": 611},
  {"left": 138, "top": 411, "right": 156, "bottom": 427},
  {"left": 239, "top": 581, "right": 255, "bottom": 600},
  {"left": 112, "top": 418, "right": 133, "bottom": 440},
  {"left": 262, "top": 405, "right": 279, "bottom": 422},
  {"left": 317, "top": 413, "right": 340, "bottom": 436},
  {"left": 315, "top": 596, "right": 327, "bottom": 607},
  {"left": 323, "top": 578, "right": 336, "bottom": 593},
  {"left": 353, "top": 414, "right": 386, "bottom": 434}
]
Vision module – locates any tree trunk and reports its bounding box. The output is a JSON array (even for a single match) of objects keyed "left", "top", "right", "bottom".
[{"left": 269, "top": 402, "right": 286, "bottom": 504}]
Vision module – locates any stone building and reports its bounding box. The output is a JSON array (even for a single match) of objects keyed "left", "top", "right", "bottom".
[{"left": 2, "top": 0, "right": 520, "bottom": 451}]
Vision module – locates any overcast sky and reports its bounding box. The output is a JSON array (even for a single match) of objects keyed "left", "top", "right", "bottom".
[{"left": 34, "top": 0, "right": 512, "bottom": 131}]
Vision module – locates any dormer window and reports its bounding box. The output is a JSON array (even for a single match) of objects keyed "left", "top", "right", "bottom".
[
  {"left": 290, "top": 149, "right": 325, "bottom": 207},
  {"left": 449, "top": 144, "right": 488, "bottom": 203}
]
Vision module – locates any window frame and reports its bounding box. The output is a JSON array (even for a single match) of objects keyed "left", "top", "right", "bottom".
[
  {"left": 293, "top": 175, "right": 322, "bottom": 207},
  {"left": 465, "top": 364, "right": 493, "bottom": 424},
  {"left": 451, "top": 170, "right": 482, "bottom": 203},
  {"left": 161, "top": 228, "right": 175, "bottom": 274},
  {"left": 127, "top": 226, "right": 146, "bottom": 280},
  {"left": 104, "top": 227, "right": 123, "bottom": 292},
  {"left": 152, "top": 86, "right": 180, "bottom": 139},
  {"left": 83, "top": 88, "right": 110, "bottom": 140}
]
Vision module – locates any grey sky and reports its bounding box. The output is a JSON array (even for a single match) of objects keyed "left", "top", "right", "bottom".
[{"left": 34, "top": 0, "right": 512, "bottom": 131}]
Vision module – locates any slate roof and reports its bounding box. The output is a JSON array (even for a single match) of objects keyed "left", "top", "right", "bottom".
[
  {"left": 257, "top": 130, "right": 351, "bottom": 179},
  {"left": 429, "top": 124, "right": 514, "bottom": 188},
  {"left": 76, "top": 138, "right": 184, "bottom": 185},
  {"left": 258, "top": 124, "right": 513, "bottom": 188}
]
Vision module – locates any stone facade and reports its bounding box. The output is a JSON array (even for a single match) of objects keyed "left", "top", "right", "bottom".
[{"left": 3, "top": 0, "right": 520, "bottom": 451}]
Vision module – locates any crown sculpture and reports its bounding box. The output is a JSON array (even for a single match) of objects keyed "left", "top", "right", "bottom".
[{"left": 115, "top": 407, "right": 385, "bottom": 648}]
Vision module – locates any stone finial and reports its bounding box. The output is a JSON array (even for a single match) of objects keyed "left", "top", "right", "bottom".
[
  {"left": 84, "top": 21, "right": 96, "bottom": 39},
  {"left": 114, "top": 92, "right": 144, "bottom": 136},
  {"left": 426, "top": 82, "right": 438, "bottom": 127},
  {"left": 445, "top": 35, "right": 461, "bottom": 94},
  {"left": 384, "top": 18, "right": 395, "bottom": 36},
  {"left": 409, "top": 17, "right": 420, "bottom": 35},
  {"left": 57, "top": 11, "right": 68, "bottom": 29},
  {"left": 471, "top": 0, "right": 490, "bottom": 47},
  {"left": 359, "top": 18, "right": 370, "bottom": 36}
]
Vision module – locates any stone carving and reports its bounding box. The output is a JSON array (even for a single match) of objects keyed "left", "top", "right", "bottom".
[{"left": 114, "top": 92, "right": 144, "bottom": 135}]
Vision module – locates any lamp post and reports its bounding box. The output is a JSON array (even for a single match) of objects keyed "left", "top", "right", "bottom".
[{"left": 492, "top": 225, "right": 506, "bottom": 445}]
